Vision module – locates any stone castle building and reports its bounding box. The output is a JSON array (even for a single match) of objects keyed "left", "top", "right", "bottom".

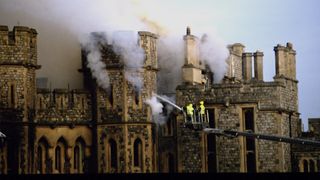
[{"left": 0, "top": 25, "right": 319, "bottom": 174}]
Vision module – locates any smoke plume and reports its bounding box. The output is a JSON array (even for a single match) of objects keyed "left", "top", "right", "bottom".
[
  {"left": 145, "top": 95, "right": 175, "bottom": 126},
  {"left": 81, "top": 33, "right": 110, "bottom": 90},
  {"left": 112, "top": 31, "right": 145, "bottom": 90},
  {"left": 200, "top": 33, "right": 229, "bottom": 83}
]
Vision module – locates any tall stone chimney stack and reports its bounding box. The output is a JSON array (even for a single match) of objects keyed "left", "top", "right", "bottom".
[
  {"left": 274, "top": 44, "right": 287, "bottom": 77},
  {"left": 253, "top": 51, "right": 264, "bottom": 81},
  {"left": 274, "top": 42, "right": 296, "bottom": 80},
  {"left": 242, "top": 52, "right": 253, "bottom": 82},
  {"left": 182, "top": 27, "right": 204, "bottom": 84}
]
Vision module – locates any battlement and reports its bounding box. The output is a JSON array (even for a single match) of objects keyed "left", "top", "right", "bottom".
[
  {"left": 0, "top": 25, "right": 37, "bottom": 46},
  {"left": 36, "top": 88, "right": 91, "bottom": 111},
  {"left": 0, "top": 25, "right": 38, "bottom": 68},
  {"left": 138, "top": 31, "right": 158, "bottom": 39}
]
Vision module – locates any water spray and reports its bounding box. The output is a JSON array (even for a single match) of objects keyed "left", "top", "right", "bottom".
[{"left": 152, "top": 92, "right": 183, "bottom": 111}]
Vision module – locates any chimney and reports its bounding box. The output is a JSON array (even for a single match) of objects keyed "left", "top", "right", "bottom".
[
  {"left": 242, "top": 52, "right": 253, "bottom": 82},
  {"left": 287, "top": 42, "right": 296, "bottom": 80},
  {"left": 253, "top": 51, "right": 264, "bottom": 81},
  {"left": 274, "top": 44, "right": 287, "bottom": 77},
  {"left": 182, "top": 27, "right": 203, "bottom": 84}
]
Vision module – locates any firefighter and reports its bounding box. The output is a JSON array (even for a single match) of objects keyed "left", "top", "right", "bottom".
[
  {"left": 186, "top": 103, "right": 194, "bottom": 123},
  {"left": 199, "top": 101, "right": 205, "bottom": 123}
]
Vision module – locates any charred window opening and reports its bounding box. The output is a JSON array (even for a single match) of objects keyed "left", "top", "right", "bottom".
[
  {"left": 134, "top": 91, "right": 140, "bottom": 106},
  {"left": 108, "top": 85, "right": 114, "bottom": 107}
]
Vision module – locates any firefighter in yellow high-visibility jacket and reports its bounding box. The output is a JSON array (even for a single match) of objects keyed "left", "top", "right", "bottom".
[
  {"left": 186, "top": 103, "right": 194, "bottom": 123},
  {"left": 199, "top": 101, "right": 205, "bottom": 122}
]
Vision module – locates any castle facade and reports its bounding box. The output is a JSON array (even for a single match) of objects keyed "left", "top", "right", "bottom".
[{"left": 0, "top": 25, "right": 319, "bottom": 174}]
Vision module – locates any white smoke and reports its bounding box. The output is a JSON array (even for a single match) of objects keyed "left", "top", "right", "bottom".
[
  {"left": 145, "top": 96, "right": 165, "bottom": 125},
  {"left": 145, "top": 94, "right": 176, "bottom": 125},
  {"left": 157, "top": 35, "right": 184, "bottom": 93},
  {"left": 112, "top": 31, "right": 145, "bottom": 90},
  {"left": 0, "top": 0, "right": 229, "bottom": 90},
  {"left": 200, "top": 33, "right": 229, "bottom": 83},
  {"left": 81, "top": 33, "right": 110, "bottom": 90}
]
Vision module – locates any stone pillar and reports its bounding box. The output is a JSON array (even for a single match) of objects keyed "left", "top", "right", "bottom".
[
  {"left": 274, "top": 44, "right": 287, "bottom": 77},
  {"left": 253, "top": 51, "right": 264, "bottom": 81},
  {"left": 242, "top": 52, "right": 253, "bottom": 82}
]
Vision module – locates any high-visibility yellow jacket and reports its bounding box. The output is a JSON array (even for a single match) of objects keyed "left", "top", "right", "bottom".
[
  {"left": 186, "top": 104, "right": 194, "bottom": 116},
  {"left": 199, "top": 101, "right": 205, "bottom": 115}
]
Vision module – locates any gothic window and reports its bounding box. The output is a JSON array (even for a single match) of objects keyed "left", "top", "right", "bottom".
[
  {"left": 242, "top": 108, "right": 256, "bottom": 173},
  {"left": 74, "top": 138, "right": 85, "bottom": 173},
  {"left": 37, "top": 137, "right": 49, "bottom": 174},
  {"left": 74, "top": 146, "right": 80, "bottom": 172},
  {"left": 55, "top": 146, "right": 61, "bottom": 173},
  {"left": 55, "top": 138, "right": 67, "bottom": 173},
  {"left": 134, "top": 138, "right": 143, "bottom": 168},
  {"left": 310, "top": 160, "right": 315, "bottom": 172},
  {"left": 303, "top": 159, "right": 308, "bottom": 172},
  {"left": 108, "top": 139, "right": 117, "bottom": 171},
  {"left": 37, "top": 146, "right": 43, "bottom": 174}
]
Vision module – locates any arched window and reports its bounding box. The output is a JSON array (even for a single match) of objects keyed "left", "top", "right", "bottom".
[
  {"left": 37, "top": 146, "right": 43, "bottom": 173},
  {"left": 310, "top": 160, "right": 315, "bottom": 172},
  {"left": 74, "top": 138, "right": 85, "bottom": 173},
  {"left": 55, "top": 138, "right": 67, "bottom": 173},
  {"left": 55, "top": 146, "right": 61, "bottom": 172},
  {"left": 37, "top": 137, "right": 49, "bottom": 174},
  {"left": 303, "top": 159, "right": 308, "bottom": 172},
  {"left": 108, "top": 139, "right": 117, "bottom": 171},
  {"left": 74, "top": 146, "right": 80, "bottom": 172},
  {"left": 134, "top": 138, "right": 142, "bottom": 168}
]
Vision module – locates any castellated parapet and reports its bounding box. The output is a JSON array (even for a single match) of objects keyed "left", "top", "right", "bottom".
[
  {"left": 35, "top": 88, "right": 92, "bottom": 123},
  {"left": 0, "top": 26, "right": 39, "bottom": 68}
]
